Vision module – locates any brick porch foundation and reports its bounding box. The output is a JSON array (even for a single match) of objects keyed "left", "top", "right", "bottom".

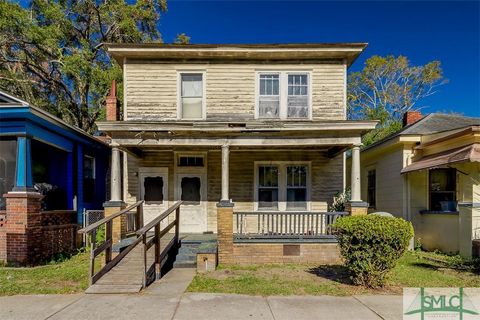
[{"left": 0, "top": 192, "right": 79, "bottom": 266}]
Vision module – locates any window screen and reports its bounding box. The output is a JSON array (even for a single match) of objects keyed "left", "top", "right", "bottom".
[{"left": 0, "top": 139, "right": 17, "bottom": 210}]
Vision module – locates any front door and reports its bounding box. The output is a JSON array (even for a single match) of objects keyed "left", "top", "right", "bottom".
[
  {"left": 175, "top": 172, "right": 207, "bottom": 233},
  {"left": 139, "top": 167, "right": 168, "bottom": 225}
]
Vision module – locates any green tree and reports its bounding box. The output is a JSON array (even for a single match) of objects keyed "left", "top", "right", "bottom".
[
  {"left": 348, "top": 55, "right": 447, "bottom": 145},
  {"left": 0, "top": 0, "right": 168, "bottom": 133}
]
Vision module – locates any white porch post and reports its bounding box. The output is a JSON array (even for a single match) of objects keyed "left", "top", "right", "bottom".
[
  {"left": 110, "top": 145, "right": 122, "bottom": 201},
  {"left": 350, "top": 144, "right": 362, "bottom": 202},
  {"left": 221, "top": 144, "right": 230, "bottom": 201}
]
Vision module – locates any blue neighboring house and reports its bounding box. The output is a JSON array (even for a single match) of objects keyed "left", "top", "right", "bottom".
[{"left": 0, "top": 90, "right": 109, "bottom": 223}]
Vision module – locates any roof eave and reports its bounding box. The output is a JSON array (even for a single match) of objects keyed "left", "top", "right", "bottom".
[{"left": 106, "top": 43, "right": 368, "bottom": 67}]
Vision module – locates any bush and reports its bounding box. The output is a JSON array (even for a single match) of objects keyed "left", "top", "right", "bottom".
[{"left": 333, "top": 215, "right": 414, "bottom": 288}]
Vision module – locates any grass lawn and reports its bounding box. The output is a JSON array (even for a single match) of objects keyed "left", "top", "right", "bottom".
[
  {"left": 187, "top": 251, "right": 480, "bottom": 296},
  {"left": 0, "top": 251, "right": 91, "bottom": 296}
]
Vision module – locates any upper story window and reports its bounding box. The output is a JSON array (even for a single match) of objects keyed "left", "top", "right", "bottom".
[
  {"left": 179, "top": 73, "right": 204, "bottom": 119},
  {"left": 257, "top": 72, "right": 310, "bottom": 120}
]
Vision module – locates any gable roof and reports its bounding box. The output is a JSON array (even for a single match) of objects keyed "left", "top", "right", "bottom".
[{"left": 362, "top": 113, "right": 480, "bottom": 152}]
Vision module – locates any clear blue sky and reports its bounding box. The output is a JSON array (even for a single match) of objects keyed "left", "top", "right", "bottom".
[{"left": 158, "top": 0, "right": 479, "bottom": 117}]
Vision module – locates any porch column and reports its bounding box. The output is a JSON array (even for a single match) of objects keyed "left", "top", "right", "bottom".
[
  {"left": 110, "top": 145, "right": 122, "bottom": 201},
  {"left": 104, "top": 143, "right": 126, "bottom": 243},
  {"left": 221, "top": 144, "right": 230, "bottom": 201},
  {"left": 347, "top": 144, "right": 368, "bottom": 215},
  {"left": 350, "top": 144, "right": 361, "bottom": 202},
  {"left": 13, "top": 136, "right": 34, "bottom": 192}
]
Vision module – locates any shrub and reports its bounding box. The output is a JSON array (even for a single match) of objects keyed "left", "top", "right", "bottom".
[
  {"left": 333, "top": 215, "right": 414, "bottom": 288},
  {"left": 329, "top": 188, "right": 351, "bottom": 212}
]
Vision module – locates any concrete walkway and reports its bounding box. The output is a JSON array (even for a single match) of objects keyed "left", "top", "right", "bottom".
[{"left": 0, "top": 269, "right": 403, "bottom": 320}]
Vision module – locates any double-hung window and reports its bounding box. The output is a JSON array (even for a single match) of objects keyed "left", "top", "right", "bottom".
[
  {"left": 257, "top": 72, "right": 310, "bottom": 120},
  {"left": 287, "top": 74, "right": 309, "bottom": 118},
  {"left": 180, "top": 73, "right": 204, "bottom": 119},
  {"left": 256, "top": 163, "right": 309, "bottom": 211},
  {"left": 258, "top": 166, "right": 279, "bottom": 210},
  {"left": 258, "top": 74, "right": 280, "bottom": 118}
]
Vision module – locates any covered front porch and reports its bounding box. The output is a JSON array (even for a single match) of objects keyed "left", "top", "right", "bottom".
[{"left": 100, "top": 120, "right": 375, "bottom": 263}]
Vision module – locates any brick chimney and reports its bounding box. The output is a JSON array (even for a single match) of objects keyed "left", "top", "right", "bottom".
[
  {"left": 403, "top": 111, "right": 422, "bottom": 127},
  {"left": 106, "top": 80, "right": 119, "bottom": 121}
]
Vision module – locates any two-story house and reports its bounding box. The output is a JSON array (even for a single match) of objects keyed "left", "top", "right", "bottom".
[{"left": 98, "top": 43, "right": 377, "bottom": 265}]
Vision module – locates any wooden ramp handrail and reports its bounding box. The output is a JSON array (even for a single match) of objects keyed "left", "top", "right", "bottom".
[
  {"left": 136, "top": 201, "right": 183, "bottom": 288},
  {"left": 78, "top": 201, "right": 144, "bottom": 234},
  {"left": 78, "top": 200, "right": 145, "bottom": 286},
  {"left": 78, "top": 200, "right": 183, "bottom": 288}
]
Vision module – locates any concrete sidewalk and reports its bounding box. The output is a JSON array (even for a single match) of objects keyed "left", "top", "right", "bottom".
[{"left": 0, "top": 269, "right": 403, "bottom": 320}]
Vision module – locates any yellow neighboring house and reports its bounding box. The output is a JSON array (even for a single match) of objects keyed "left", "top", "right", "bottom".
[{"left": 348, "top": 111, "right": 480, "bottom": 258}]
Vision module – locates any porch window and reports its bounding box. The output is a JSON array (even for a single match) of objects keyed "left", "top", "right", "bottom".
[
  {"left": 257, "top": 72, "right": 310, "bottom": 120},
  {"left": 287, "top": 74, "right": 309, "bottom": 118},
  {"left": 286, "top": 165, "right": 307, "bottom": 210},
  {"left": 258, "top": 74, "right": 280, "bottom": 118},
  {"left": 429, "top": 168, "right": 456, "bottom": 212},
  {"left": 83, "top": 156, "right": 95, "bottom": 203},
  {"left": 0, "top": 139, "right": 16, "bottom": 210},
  {"left": 367, "top": 169, "right": 376, "bottom": 208},
  {"left": 180, "top": 73, "right": 203, "bottom": 119},
  {"left": 258, "top": 166, "right": 279, "bottom": 210}
]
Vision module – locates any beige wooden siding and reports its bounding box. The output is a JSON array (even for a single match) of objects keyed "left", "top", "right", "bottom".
[
  {"left": 124, "top": 149, "right": 344, "bottom": 233},
  {"left": 125, "top": 62, "right": 345, "bottom": 121}
]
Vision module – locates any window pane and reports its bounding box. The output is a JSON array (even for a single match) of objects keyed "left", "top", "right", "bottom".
[
  {"left": 182, "top": 97, "right": 202, "bottom": 118},
  {"left": 181, "top": 74, "right": 202, "bottom": 97},
  {"left": 258, "top": 189, "right": 278, "bottom": 210},
  {"left": 286, "top": 189, "right": 307, "bottom": 210},
  {"left": 259, "top": 97, "right": 280, "bottom": 118},
  {"left": 259, "top": 74, "right": 279, "bottom": 95},
  {"left": 144, "top": 176, "right": 164, "bottom": 203},
  {"left": 179, "top": 156, "right": 204, "bottom": 167},
  {"left": 287, "top": 166, "right": 307, "bottom": 187},
  {"left": 181, "top": 177, "right": 201, "bottom": 205},
  {"left": 259, "top": 166, "right": 278, "bottom": 187}
]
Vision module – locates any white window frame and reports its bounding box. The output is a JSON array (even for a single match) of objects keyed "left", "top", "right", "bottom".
[
  {"left": 255, "top": 71, "right": 312, "bottom": 120},
  {"left": 254, "top": 161, "right": 311, "bottom": 212},
  {"left": 177, "top": 71, "right": 206, "bottom": 120}
]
